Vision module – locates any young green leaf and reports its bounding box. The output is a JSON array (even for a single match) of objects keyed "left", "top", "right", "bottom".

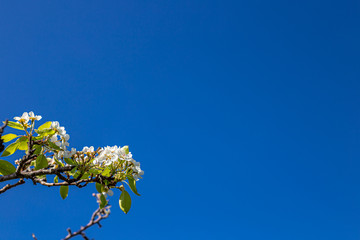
[
  {"left": 89, "top": 168, "right": 101, "bottom": 175},
  {"left": 69, "top": 167, "right": 77, "bottom": 175},
  {"left": 33, "top": 145, "right": 42, "bottom": 155},
  {"left": 80, "top": 173, "right": 90, "bottom": 179},
  {"left": 5, "top": 121, "right": 24, "bottom": 130},
  {"left": 102, "top": 167, "right": 111, "bottom": 177},
  {"left": 32, "top": 136, "right": 44, "bottom": 141},
  {"left": 35, "top": 154, "right": 48, "bottom": 170},
  {"left": 16, "top": 137, "right": 28, "bottom": 151},
  {"left": 64, "top": 158, "right": 76, "bottom": 166},
  {"left": 17, "top": 141, "right": 28, "bottom": 151},
  {"left": 47, "top": 141, "right": 61, "bottom": 151},
  {"left": 119, "top": 190, "right": 131, "bottom": 214},
  {"left": 54, "top": 175, "right": 58, "bottom": 183},
  {"left": 100, "top": 194, "right": 108, "bottom": 209},
  {"left": 38, "top": 121, "right": 52, "bottom": 130},
  {"left": 35, "top": 128, "right": 55, "bottom": 137},
  {"left": 127, "top": 176, "right": 141, "bottom": 196},
  {"left": 1, "top": 134, "right": 18, "bottom": 143},
  {"left": 96, "top": 183, "right": 105, "bottom": 193},
  {"left": 60, "top": 185, "right": 69, "bottom": 200},
  {"left": 1, "top": 142, "right": 19, "bottom": 157},
  {"left": 53, "top": 157, "right": 64, "bottom": 167},
  {"left": 0, "top": 160, "right": 16, "bottom": 175}
]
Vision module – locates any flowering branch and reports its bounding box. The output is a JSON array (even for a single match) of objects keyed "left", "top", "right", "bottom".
[{"left": 0, "top": 111, "right": 144, "bottom": 239}]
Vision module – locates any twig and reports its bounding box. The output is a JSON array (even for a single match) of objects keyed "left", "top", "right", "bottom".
[
  {"left": 0, "top": 119, "right": 8, "bottom": 153},
  {"left": 0, "top": 178, "right": 25, "bottom": 194},
  {"left": 16, "top": 136, "right": 35, "bottom": 174},
  {"left": 33, "top": 178, "right": 93, "bottom": 188},
  {"left": 62, "top": 205, "right": 111, "bottom": 240}
]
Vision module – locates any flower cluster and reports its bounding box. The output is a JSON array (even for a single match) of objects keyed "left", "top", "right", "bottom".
[
  {"left": 49, "top": 121, "right": 76, "bottom": 159},
  {"left": 14, "top": 111, "right": 42, "bottom": 126},
  {"left": 87, "top": 145, "right": 144, "bottom": 180},
  {"left": 44, "top": 120, "right": 144, "bottom": 181}
]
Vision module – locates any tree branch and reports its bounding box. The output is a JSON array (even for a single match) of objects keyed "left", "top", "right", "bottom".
[
  {"left": 0, "top": 119, "right": 8, "bottom": 153},
  {"left": 0, "top": 178, "right": 25, "bottom": 194},
  {"left": 62, "top": 205, "right": 111, "bottom": 240},
  {"left": 0, "top": 166, "right": 74, "bottom": 182},
  {"left": 33, "top": 178, "right": 93, "bottom": 188}
]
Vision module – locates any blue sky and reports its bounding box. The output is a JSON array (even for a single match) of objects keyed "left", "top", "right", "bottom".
[{"left": 0, "top": 0, "right": 360, "bottom": 239}]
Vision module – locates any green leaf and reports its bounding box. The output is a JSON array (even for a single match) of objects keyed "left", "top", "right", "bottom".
[
  {"left": 60, "top": 185, "right": 69, "bottom": 200},
  {"left": 47, "top": 141, "right": 61, "bottom": 151},
  {"left": 32, "top": 136, "right": 44, "bottom": 141},
  {"left": 18, "top": 141, "right": 28, "bottom": 151},
  {"left": 1, "top": 134, "right": 19, "bottom": 143},
  {"left": 80, "top": 173, "right": 90, "bottom": 179},
  {"left": 73, "top": 171, "right": 81, "bottom": 178},
  {"left": 0, "top": 160, "right": 16, "bottom": 175},
  {"left": 38, "top": 121, "right": 52, "bottom": 131},
  {"left": 89, "top": 168, "right": 101, "bottom": 175},
  {"left": 119, "top": 190, "right": 131, "bottom": 214},
  {"left": 71, "top": 167, "right": 77, "bottom": 173},
  {"left": 102, "top": 168, "right": 111, "bottom": 177},
  {"left": 1, "top": 142, "right": 19, "bottom": 157},
  {"left": 96, "top": 183, "right": 105, "bottom": 193},
  {"left": 54, "top": 175, "right": 58, "bottom": 183},
  {"left": 16, "top": 137, "right": 28, "bottom": 151},
  {"left": 35, "top": 154, "right": 48, "bottom": 170},
  {"left": 127, "top": 176, "right": 141, "bottom": 196},
  {"left": 33, "top": 145, "right": 42, "bottom": 155},
  {"left": 5, "top": 121, "right": 25, "bottom": 130},
  {"left": 64, "top": 158, "right": 76, "bottom": 166},
  {"left": 100, "top": 194, "right": 107, "bottom": 209},
  {"left": 53, "top": 157, "right": 64, "bottom": 167},
  {"left": 35, "top": 128, "right": 55, "bottom": 137}
]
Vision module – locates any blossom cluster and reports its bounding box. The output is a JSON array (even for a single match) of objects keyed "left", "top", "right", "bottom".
[
  {"left": 81, "top": 145, "right": 144, "bottom": 180},
  {"left": 13, "top": 111, "right": 144, "bottom": 181},
  {"left": 50, "top": 121, "right": 76, "bottom": 159},
  {"left": 93, "top": 145, "right": 144, "bottom": 180},
  {"left": 14, "top": 111, "right": 42, "bottom": 127},
  {"left": 6, "top": 111, "right": 143, "bottom": 214}
]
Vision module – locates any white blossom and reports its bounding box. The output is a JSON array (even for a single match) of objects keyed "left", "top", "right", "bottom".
[
  {"left": 28, "top": 111, "right": 42, "bottom": 121},
  {"left": 92, "top": 145, "right": 144, "bottom": 180},
  {"left": 49, "top": 121, "right": 71, "bottom": 155},
  {"left": 130, "top": 159, "right": 144, "bottom": 180},
  {"left": 14, "top": 112, "right": 30, "bottom": 124},
  {"left": 64, "top": 148, "right": 77, "bottom": 158},
  {"left": 82, "top": 146, "right": 94, "bottom": 153},
  {"left": 93, "top": 146, "right": 120, "bottom": 166}
]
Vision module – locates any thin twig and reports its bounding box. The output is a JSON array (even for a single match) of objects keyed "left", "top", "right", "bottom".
[
  {"left": 0, "top": 178, "right": 25, "bottom": 194},
  {"left": 33, "top": 178, "right": 93, "bottom": 188},
  {"left": 0, "top": 119, "right": 8, "bottom": 153},
  {"left": 62, "top": 205, "right": 111, "bottom": 240}
]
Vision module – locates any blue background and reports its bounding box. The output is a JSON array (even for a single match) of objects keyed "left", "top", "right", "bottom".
[{"left": 0, "top": 1, "right": 360, "bottom": 239}]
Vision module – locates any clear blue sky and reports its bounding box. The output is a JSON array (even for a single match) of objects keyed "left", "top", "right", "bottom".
[{"left": 0, "top": 1, "right": 359, "bottom": 239}]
